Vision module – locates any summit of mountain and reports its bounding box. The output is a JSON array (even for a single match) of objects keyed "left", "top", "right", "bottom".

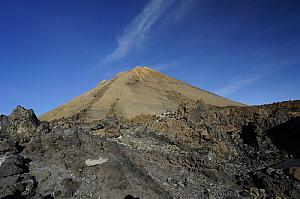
[{"left": 39, "top": 66, "right": 244, "bottom": 121}]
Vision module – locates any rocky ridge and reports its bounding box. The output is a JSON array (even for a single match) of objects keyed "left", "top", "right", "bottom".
[{"left": 0, "top": 100, "right": 300, "bottom": 198}]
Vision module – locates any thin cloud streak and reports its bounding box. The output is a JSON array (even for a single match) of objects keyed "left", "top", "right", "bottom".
[
  {"left": 102, "top": 0, "right": 198, "bottom": 65},
  {"left": 102, "top": 0, "right": 174, "bottom": 64},
  {"left": 162, "top": 0, "right": 198, "bottom": 24},
  {"left": 216, "top": 59, "right": 300, "bottom": 97},
  {"left": 151, "top": 58, "right": 187, "bottom": 72},
  {"left": 217, "top": 76, "right": 261, "bottom": 96}
]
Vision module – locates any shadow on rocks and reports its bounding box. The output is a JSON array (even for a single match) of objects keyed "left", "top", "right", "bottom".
[
  {"left": 267, "top": 117, "right": 300, "bottom": 158},
  {"left": 124, "top": 195, "right": 140, "bottom": 199}
]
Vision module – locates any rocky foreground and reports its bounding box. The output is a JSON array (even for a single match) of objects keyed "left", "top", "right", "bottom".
[{"left": 0, "top": 100, "right": 300, "bottom": 199}]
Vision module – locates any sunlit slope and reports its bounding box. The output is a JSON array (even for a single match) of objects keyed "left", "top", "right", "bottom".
[{"left": 40, "top": 66, "right": 244, "bottom": 121}]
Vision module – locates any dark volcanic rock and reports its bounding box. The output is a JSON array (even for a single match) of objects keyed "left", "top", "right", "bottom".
[
  {"left": 0, "top": 101, "right": 300, "bottom": 198},
  {"left": 10, "top": 105, "right": 39, "bottom": 125},
  {"left": 0, "top": 105, "right": 40, "bottom": 143},
  {"left": 0, "top": 175, "right": 20, "bottom": 198},
  {"left": 0, "top": 155, "right": 27, "bottom": 178},
  {"left": 59, "top": 178, "right": 82, "bottom": 198},
  {"left": 252, "top": 171, "right": 300, "bottom": 199},
  {"left": 0, "top": 174, "right": 36, "bottom": 198},
  {"left": 0, "top": 139, "right": 19, "bottom": 155},
  {"left": 22, "top": 127, "right": 170, "bottom": 199}
]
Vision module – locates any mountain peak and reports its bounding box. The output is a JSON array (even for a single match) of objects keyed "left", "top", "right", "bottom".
[
  {"left": 132, "top": 66, "right": 153, "bottom": 71},
  {"left": 130, "top": 66, "right": 158, "bottom": 78},
  {"left": 40, "top": 66, "right": 244, "bottom": 122}
]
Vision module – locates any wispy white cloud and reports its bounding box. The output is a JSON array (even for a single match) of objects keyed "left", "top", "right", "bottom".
[
  {"left": 216, "top": 76, "right": 261, "bottom": 96},
  {"left": 102, "top": 0, "right": 197, "bottom": 64},
  {"left": 162, "top": 0, "right": 199, "bottom": 24},
  {"left": 102, "top": 0, "right": 174, "bottom": 64},
  {"left": 151, "top": 58, "right": 187, "bottom": 72},
  {"left": 216, "top": 58, "right": 300, "bottom": 97}
]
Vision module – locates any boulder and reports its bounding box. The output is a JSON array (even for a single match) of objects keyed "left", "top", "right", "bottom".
[{"left": 0, "top": 155, "right": 27, "bottom": 178}]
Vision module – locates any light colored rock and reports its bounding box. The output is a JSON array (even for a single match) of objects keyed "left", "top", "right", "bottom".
[
  {"left": 85, "top": 157, "right": 108, "bottom": 167},
  {"left": 0, "top": 156, "right": 6, "bottom": 166},
  {"left": 289, "top": 168, "right": 300, "bottom": 181},
  {"left": 266, "top": 167, "right": 274, "bottom": 175}
]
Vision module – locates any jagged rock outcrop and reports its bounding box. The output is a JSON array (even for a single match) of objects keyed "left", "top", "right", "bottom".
[
  {"left": 0, "top": 105, "right": 39, "bottom": 143},
  {"left": 0, "top": 101, "right": 300, "bottom": 198}
]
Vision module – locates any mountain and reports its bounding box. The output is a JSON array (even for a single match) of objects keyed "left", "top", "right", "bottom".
[
  {"left": 1, "top": 67, "right": 300, "bottom": 199},
  {"left": 40, "top": 66, "right": 243, "bottom": 121},
  {"left": 7, "top": 67, "right": 300, "bottom": 198}
]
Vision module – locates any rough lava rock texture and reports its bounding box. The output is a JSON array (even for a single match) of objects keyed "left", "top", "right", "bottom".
[{"left": 0, "top": 100, "right": 300, "bottom": 198}]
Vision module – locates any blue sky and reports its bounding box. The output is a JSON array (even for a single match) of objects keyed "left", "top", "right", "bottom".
[{"left": 0, "top": 0, "right": 299, "bottom": 115}]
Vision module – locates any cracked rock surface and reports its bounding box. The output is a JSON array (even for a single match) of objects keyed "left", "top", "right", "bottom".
[{"left": 0, "top": 101, "right": 300, "bottom": 198}]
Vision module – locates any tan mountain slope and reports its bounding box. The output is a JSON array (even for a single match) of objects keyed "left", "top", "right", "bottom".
[{"left": 39, "top": 66, "right": 244, "bottom": 122}]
